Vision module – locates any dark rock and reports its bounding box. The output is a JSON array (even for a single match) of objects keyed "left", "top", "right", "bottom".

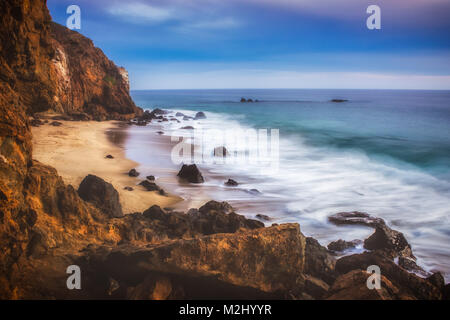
[
  {"left": 330, "top": 99, "right": 348, "bottom": 103},
  {"left": 426, "top": 272, "right": 445, "bottom": 291},
  {"left": 143, "top": 205, "right": 167, "bottom": 220},
  {"left": 69, "top": 112, "right": 91, "bottom": 121},
  {"left": 151, "top": 108, "right": 169, "bottom": 115},
  {"left": 146, "top": 175, "right": 155, "bottom": 181},
  {"left": 177, "top": 164, "right": 204, "bottom": 183},
  {"left": 304, "top": 237, "right": 337, "bottom": 285},
  {"left": 240, "top": 97, "right": 246, "bottom": 102},
  {"left": 364, "top": 225, "right": 414, "bottom": 260},
  {"left": 123, "top": 186, "right": 133, "bottom": 191},
  {"left": 30, "top": 119, "right": 43, "bottom": 127},
  {"left": 128, "top": 168, "right": 140, "bottom": 177},
  {"left": 156, "top": 131, "right": 164, "bottom": 135},
  {"left": 180, "top": 126, "right": 194, "bottom": 130},
  {"left": 52, "top": 115, "right": 71, "bottom": 121},
  {"left": 327, "top": 239, "right": 362, "bottom": 252},
  {"left": 247, "top": 98, "right": 253, "bottom": 102},
  {"left": 328, "top": 211, "right": 385, "bottom": 228},
  {"left": 50, "top": 121, "right": 62, "bottom": 126},
  {"left": 246, "top": 189, "right": 261, "bottom": 195},
  {"left": 183, "top": 116, "right": 193, "bottom": 121},
  {"left": 105, "top": 154, "right": 114, "bottom": 159},
  {"left": 398, "top": 257, "right": 429, "bottom": 277},
  {"left": 213, "top": 146, "right": 228, "bottom": 157},
  {"left": 77, "top": 174, "right": 123, "bottom": 218},
  {"left": 256, "top": 214, "right": 271, "bottom": 221},
  {"left": 175, "top": 112, "right": 185, "bottom": 117},
  {"left": 139, "top": 180, "right": 162, "bottom": 192},
  {"left": 194, "top": 112, "right": 206, "bottom": 120},
  {"left": 304, "top": 275, "right": 329, "bottom": 299},
  {"left": 225, "top": 179, "right": 238, "bottom": 186}
]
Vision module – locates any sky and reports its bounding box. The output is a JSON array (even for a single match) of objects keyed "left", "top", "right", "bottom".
[{"left": 47, "top": 0, "right": 450, "bottom": 90}]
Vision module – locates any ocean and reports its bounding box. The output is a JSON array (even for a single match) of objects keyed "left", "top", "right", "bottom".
[{"left": 128, "top": 89, "right": 450, "bottom": 280}]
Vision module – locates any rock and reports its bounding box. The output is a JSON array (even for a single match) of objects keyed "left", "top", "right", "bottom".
[
  {"left": 183, "top": 116, "right": 193, "bottom": 121},
  {"left": 180, "top": 126, "right": 194, "bottom": 130},
  {"left": 123, "top": 186, "right": 133, "bottom": 191},
  {"left": 188, "top": 201, "right": 264, "bottom": 234},
  {"left": 327, "top": 239, "right": 362, "bottom": 252},
  {"left": 247, "top": 98, "right": 253, "bottom": 102},
  {"left": 426, "top": 272, "right": 445, "bottom": 291},
  {"left": 304, "top": 275, "right": 330, "bottom": 299},
  {"left": 128, "top": 168, "right": 140, "bottom": 177},
  {"left": 328, "top": 211, "right": 385, "bottom": 228},
  {"left": 156, "top": 131, "right": 164, "bottom": 135},
  {"left": 326, "top": 269, "right": 405, "bottom": 300},
  {"left": 213, "top": 146, "right": 228, "bottom": 157},
  {"left": 330, "top": 99, "right": 348, "bottom": 103},
  {"left": 175, "top": 112, "right": 185, "bottom": 117},
  {"left": 146, "top": 175, "right": 155, "bottom": 181},
  {"left": 105, "top": 154, "right": 114, "bottom": 159},
  {"left": 194, "top": 111, "right": 206, "bottom": 120},
  {"left": 240, "top": 97, "right": 246, "bottom": 102},
  {"left": 69, "top": 112, "right": 91, "bottom": 121},
  {"left": 143, "top": 205, "right": 167, "bottom": 220},
  {"left": 256, "top": 214, "right": 271, "bottom": 221},
  {"left": 77, "top": 174, "right": 123, "bottom": 218},
  {"left": 225, "top": 179, "right": 238, "bottom": 186},
  {"left": 30, "top": 119, "right": 43, "bottom": 127},
  {"left": 151, "top": 108, "right": 168, "bottom": 115},
  {"left": 335, "top": 251, "right": 442, "bottom": 300},
  {"left": 246, "top": 189, "right": 261, "bottom": 195},
  {"left": 364, "top": 225, "right": 414, "bottom": 260},
  {"left": 177, "top": 164, "right": 204, "bottom": 183},
  {"left": 398, "top": 257, "right": 429, "bottom": 277},
  {"left": 139, "top": 180, "right": 163, "bottom": 193},
  {"left": 304, "top": 237, "right": 337, "bottom": 285},
  {"left": 50, "top": 121, "right": 62, "bottom": 126}
]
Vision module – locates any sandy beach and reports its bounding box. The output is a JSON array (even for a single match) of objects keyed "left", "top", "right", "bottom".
[{"left": 32, "top": 120, "right": 182, "bottom": 213}]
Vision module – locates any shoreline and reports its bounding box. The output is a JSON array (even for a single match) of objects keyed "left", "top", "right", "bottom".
[{"left": 32, "top": 120, "right": 182, "bottom": 214}]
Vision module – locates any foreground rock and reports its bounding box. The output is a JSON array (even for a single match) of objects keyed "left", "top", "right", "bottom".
[
  {"left": 177, "top": 164, "right": 204, "bottom": 183},
  {"left": 364, "top": 224, "right": 414, "bottom": 260},
  {"left": 77, "top": 175, "right": 123, "bottom": 218},
  {"left": 327, "top": 239, "right": 362, "bottom": 252}
]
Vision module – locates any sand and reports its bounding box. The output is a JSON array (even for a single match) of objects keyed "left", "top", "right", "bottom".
[{"left": 32, "top": 120, "right": 182, "bottom": 213}]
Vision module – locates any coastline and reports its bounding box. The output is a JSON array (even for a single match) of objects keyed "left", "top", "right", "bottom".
[{"left": 32, "top": 120, "right": 182, "bottom": 214}]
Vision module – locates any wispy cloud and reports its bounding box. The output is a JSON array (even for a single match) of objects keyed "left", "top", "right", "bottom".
[{"left": 107, "top": 2, "right": 173, "bottom": 23}]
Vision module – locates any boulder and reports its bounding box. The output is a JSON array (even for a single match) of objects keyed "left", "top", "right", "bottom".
[
  {"left": 143, "top": 205, "right": 167, "bottom": 220},
  {"left": 256, "top": 214, "right": 271, "bottom": 221},
  {"left": 128, "top": 168, "right": 140, "bottom": 177},
  {"left": 139, "top": 181, "right": 164, "bottom": 194},
  {"left": 364, "top": 225, "right": 414, "bottom": 260},
  {"left": 330, "top": 99, "right": 348, "bottom": 103},
  {"left": 175, "top": 112, "right": 185, "bottom": 117},
  {"left": 146, "top": 175, "right": 155, "bottom": 181},
  {"left": 194, "top": 112, "right": 206, "bottom": 120},
  {"left": 123, "top": 186, "right": 133, "bottom": 191},
  {"left": 105, "top": 154, "right": 114, "bottom": 159},
  {"left": 77, "top": 174, "right": 123, "bottom": 218},
  {"left": 328, "top": 211, "right": 385, "bottom": 228},
  {"left": 177, "top": 164, "right": 204, "bottom": 183},
  {"left": 225, "top": 179, "right": 238, "bottom": 186},
  {"left": 180, "top": 126, "right": 194, "bottom": 130}
]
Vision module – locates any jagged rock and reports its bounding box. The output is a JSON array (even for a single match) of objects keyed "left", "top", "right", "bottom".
[
  {"left": 326, "top": 269, "right": 407, "bottom": 300},
  {"left": 427, "top": 272, "right": 445, "bottom": 291},
  {"left": 143, "top": 205, "right": 167, "bottom": 220},
  {"left": 304, "top": 237, "right": 337, "bottom": 285},
  {"left": 214, "top": 146, "right": 228, "bottom": 157},
  {"left": 335, "top": 251, "right": 442, "bottom": 300},
  {"left": 194, "top": 111, "right": 206, "bottom": 120},
  {"left": 146, "top": 175, "right": 155, "bottom": 181},
  {"left": 177, "top": 164, "right": 204, "bottom": 183},
  {"left": 225, "top": 179, "right": 238, "bottom": 186},
  {"left": 327, "top": 239, "right": 362, "bottom": 252},
  {"left": 398, "top": 257, "right": 429, "bottom": 277},
  {"left": 77, "top": 174, "right": 123, "bottom": 218},
  {"left": 328, "top": 211, "right": 385, "bottom": 228},
  {"left": 364, "top": 225, "right": 414, "bottom": 260},
  {"left": 128, "top": 168, "right": 140, "bottom": 177}
]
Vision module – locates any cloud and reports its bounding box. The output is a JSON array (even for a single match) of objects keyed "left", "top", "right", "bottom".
[{"left": 107, "top": 2, "right": 173, "bottom": 23}]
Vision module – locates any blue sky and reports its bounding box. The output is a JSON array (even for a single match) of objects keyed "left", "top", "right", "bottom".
[{"left": 47, "top": 0, "right": 450, "bottom": 90}]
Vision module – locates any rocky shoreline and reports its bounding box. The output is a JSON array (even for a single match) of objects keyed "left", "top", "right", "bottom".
[{"left": 0, "top": 0, "right": 448, "bottom": 300}]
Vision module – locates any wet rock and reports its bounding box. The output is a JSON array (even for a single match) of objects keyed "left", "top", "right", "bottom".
[
  {"left": 364, "top": 225, "right": 414, "bottom": 260},
  {"left": 105, "top": 154, "right": 114, "bottom": 159},
  {"left": 225, "top": 179, "right": 238, "bottom": 186},
  {"left": 194, "top": 112, "right": 206, "bottom": 120},
  {"left": 30, "top": 119, "right": 43, "bottom": 127},
  {"left": 213, "top": 146, "right": 228, "bottom": 157},
  {"left": 128, "top": 168, "right": 140, "bottom": 177},
  {"left": 327, "top": 239, "right": 362, "bottom": 252},
  {"left": 256, "top": 214, "right": 271, "bottom": 221},
  {"left": 183, "top": 116, "right": 193, "bottom": 121},
  {"left": 139, "top": 180, "right": 164, "bottom": 193},
  {"left": 146, "top": 175, "right": 155, "bottom": 181},
  {"left": 304, "top": 237, "right": 337, "bottom": 285},
  {"left": 175, "top": 112, "right": 185, "bottom": 117},
  {"left": 123, "top": 186, "right": 133, "bottom": 191},
  {"left": 246, "top": 189, "right": 261, "bottom": 195},
  {"left": 398, "top": 257, "right": 429, "bottom": 277},
  {"left": 328, "top": 211, "right": 385, "bottom": 228},
  {"left": 304, "top": 275, "right": 330, "bottom": 299},
  {"left": 330, "top": 99, "right": 348, "bottom": 103},
  {"left": 180, "top": 126, "right": 194, "bottom": 130},
  {"left": 77, "top": 174, "right": 123, "bottom": 218},
  {"left": 426, "top": 272, "right": 445, "bottom": 291},
  {"left": 151, "top": 108, "right": 169, "bottom": 115},
  {"left": 177, "top": 164, "right": 204, "bottom": 183}
]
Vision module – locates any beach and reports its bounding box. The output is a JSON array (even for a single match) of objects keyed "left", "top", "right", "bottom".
[{"left": 32, "top": 120, "right": 182, "bottom": 214}]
